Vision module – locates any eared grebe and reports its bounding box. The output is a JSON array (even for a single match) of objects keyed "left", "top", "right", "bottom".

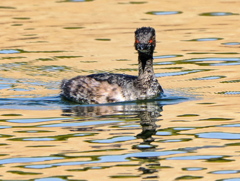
[{"left": 60, "top": 27, "right": 163, "bottom": 104}]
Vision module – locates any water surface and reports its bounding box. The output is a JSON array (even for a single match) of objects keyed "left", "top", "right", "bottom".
[{"left": 0, "top": 0, "right": 240, "bottom": 180}]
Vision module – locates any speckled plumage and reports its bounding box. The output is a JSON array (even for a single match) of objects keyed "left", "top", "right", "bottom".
[{"left": 61, "top": 27, "right": 163, "bottom": 104}]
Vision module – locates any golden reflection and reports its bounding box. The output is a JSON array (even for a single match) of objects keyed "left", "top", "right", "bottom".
[
  {"left": 63, "top": 101, "right": 162, "bottom": 179},
  {"left": 0, "top": 0, "right": 240, "bottom": 180}
]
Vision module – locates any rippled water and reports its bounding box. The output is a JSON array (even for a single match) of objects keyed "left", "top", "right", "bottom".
[{"left": 1, "top": 0, "right": 240, "bottom": 180}]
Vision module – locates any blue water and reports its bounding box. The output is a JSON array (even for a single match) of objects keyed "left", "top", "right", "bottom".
[
  {"left": 0, "top": 156, "right": 63, "bottom": 165},
  {"left": 0, "top": 93, "right": 189, "bottom": 110},
  {"left": 25, "top": 150, "right": 186, "bottom": 169},
  {"left": 197, "top": 132, "right": 240, "bottom": 140},
  {"left": 0, "top": 2, "right": 239, "bottom": 180}
]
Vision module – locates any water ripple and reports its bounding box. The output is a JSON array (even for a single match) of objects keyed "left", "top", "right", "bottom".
[
  {"left": 25, "top": 150, "right": 185, "bottom": 169},
  {"left": 199, "top": 12, "right": 239, "bottom": 16},
  {"left": 146, "top": 11, "right": 182, "bottom": 15},
  {"left": 197, "top": 132, "right": 240, "bottom": 140},
  {"left": 0, "top": 156, "right": 63, "bottom": 165},
  {"left": 167, "top": 155, "right": 223, "bottom": 160}
]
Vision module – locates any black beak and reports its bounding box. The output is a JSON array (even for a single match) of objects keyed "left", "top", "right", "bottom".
[
  {"left": 136, "top": 43, "right": 151, "bottom": 52},
  {"left": 135, "top": 43, "right": 152, "bottom": 53},
  {"left": 137, "top": 44, "right": 147, "bottom": 50}
]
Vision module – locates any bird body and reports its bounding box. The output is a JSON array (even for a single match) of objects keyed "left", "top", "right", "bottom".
[{"left": 61, "top": 27, "right": 163, "bottom": 104}]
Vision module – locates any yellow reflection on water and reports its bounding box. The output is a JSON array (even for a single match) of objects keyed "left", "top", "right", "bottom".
[{"left": 0, "top": 0, "right": 240, "bottom": 180}]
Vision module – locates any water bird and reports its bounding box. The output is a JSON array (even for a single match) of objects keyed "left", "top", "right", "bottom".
[{"left": 61, "top": 27, "right": 163, "bottom": 104}]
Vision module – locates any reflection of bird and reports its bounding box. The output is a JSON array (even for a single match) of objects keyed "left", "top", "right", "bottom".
[
  {"left": 63, "top": 101, "right": 162, "bottom": 139},
  {"left": 61, "top": 27, "right": 163, "bottom": 104},
  {"left": 62, "top": 101, "right": 163, "bottom": 117}
]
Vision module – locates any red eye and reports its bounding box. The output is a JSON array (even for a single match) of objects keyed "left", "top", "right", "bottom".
[
  {"left": 149, "top": 39, "right": 153, "bottom": 43},
  {"left": 135, "top": 40, "right": 140, "bottom": 43}
]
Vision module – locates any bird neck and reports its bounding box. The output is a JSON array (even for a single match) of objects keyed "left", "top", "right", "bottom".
[{"left": 138, "top": 52, "right": 155, "bottom": 78}]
